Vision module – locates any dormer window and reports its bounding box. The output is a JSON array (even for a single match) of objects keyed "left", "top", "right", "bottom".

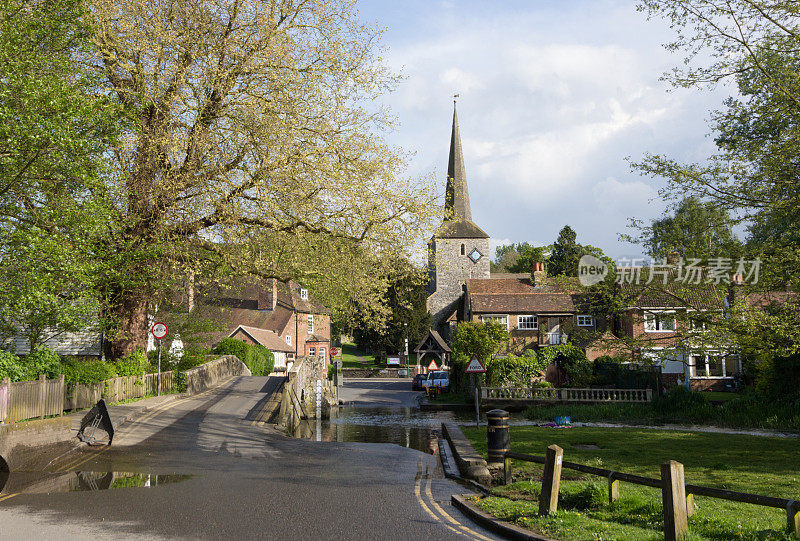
[
  {"left": 286, "top": 335, "right": 291, "bottom": 345},
  {"left": 300, "top": 288, "right": 308, "bottom": 300}
]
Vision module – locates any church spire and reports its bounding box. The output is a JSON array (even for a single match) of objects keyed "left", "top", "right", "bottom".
[{"left": 445, "top": 103, "right": 471, "bottom": 222}]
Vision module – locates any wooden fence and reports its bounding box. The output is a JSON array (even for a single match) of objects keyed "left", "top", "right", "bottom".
[
  {"left": 1, "top": 371, "right": 175, "bottom": 424},
  {"left": 503, "top": 447, "right": 800, "bottom": 539},
  {"left": 482, "top": 386, "right": 653, "bottom": 403}
]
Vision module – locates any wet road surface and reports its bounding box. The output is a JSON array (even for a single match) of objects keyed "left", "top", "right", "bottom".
[{"left": 0, "top": 376, "right": 500, "bottom": 540}]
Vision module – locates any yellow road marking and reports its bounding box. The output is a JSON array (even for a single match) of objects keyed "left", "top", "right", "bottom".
[
  {"left": 0, "top": 493, "right": 19, "bottom": 503},
  {"left": 424, "top": 476, "right": 495, "bottom": 541},
  {"left": 414, "top": 464, "right": 464, "bottom": 538}
]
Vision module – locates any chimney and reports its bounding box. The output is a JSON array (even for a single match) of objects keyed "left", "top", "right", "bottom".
[
  {"left": 532, "top": 262, "right": 547, "bottom": 287},
  {"left": 257, "top": 278, "right": 278, "bottom": 311},
  {"left": 667, "top": 251, "right": 681, "bottom": 265},
  {"left": 731, "top": 273, "right": 744, "bottom": 286}
]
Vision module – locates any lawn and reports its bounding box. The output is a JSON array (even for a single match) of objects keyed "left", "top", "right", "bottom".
[
  {"left": 339, "top": 342, "right": 377, "bottom": 368},
  {"left": 462, "top": 425, "right": 800, "bottom": 540}
]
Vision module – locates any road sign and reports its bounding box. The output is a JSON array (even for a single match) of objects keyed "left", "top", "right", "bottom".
[
  {"left": 464, "top": 357, "right": 486, "bottom": 373},
  {"left": 330, "top": 347, "right": 339, "bottom": 357},
  {"left": 150, "top": 322, "right": 168, "bottom": 340},
  {"left": 427, "top": 360, "right": 438, "bottom": 371}
]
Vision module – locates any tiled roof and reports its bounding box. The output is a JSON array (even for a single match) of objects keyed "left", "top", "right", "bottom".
[
  {"left": 231, "top": 325, "right": 294, "bottom": 352},
  {"left": 466, "top": 276, "right": 581, "bottom": 314},
  {"left": 306, "top": 334, "right": 329, "bottom": 343},
  {"left": 414, "top": 329, "right": 452, "bottom": 353},
  {"left": 618, "top": 270, "right": 726, "bottom": 310},
  {"left": 745, "top": 291, "right": 798, "bottom": 309},
  {"left": 435, "top": 220, "right": 490, "bottom": 239}
]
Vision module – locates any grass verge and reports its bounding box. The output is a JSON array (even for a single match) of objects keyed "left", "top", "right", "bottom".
[{"left": 462, "top": 425, "right": 799, "bottom": 540}]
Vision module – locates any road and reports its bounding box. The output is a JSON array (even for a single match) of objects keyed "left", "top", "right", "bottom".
[
  {"left": 0, "top": 376, "right": 500, "bottom": 540},
  {"left": 339, "top": 378, "right": 423, "bottom": 408}
]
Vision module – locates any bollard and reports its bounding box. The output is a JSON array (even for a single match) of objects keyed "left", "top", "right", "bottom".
[
  {"left": 486, "top": 409, "right": 510, "bottom": 467},
  {"left": 539, "top": 445, "right": 563, "bottom": 515},
  {"left": 661, "top": 460, "right": 689, "bottom": 541},
  {"left": 608, "top": 473, "right": 620, "bottom": 503}
]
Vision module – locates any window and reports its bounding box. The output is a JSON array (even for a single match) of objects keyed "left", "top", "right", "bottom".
[
  {"left": 309, "top": 347, "right": 316, "bottom": 356},
  {"left": 285, "top": 335, "right": 291, "bottom": 346},
  {"left": 319, "top": 347, "right": 326, "bottom": 359},
  {"left": 461, "top": 243, "right": 465, "bottom": 255},
  {"left": 517, "top": 315, "right": 538, "bottom": 330},
  {"left": 480, "top": 314, "right": 508, "bottom": 329},
  {"left": 690, "top": 353, "right": 735, "bottom": 378},
  {"left": 576, "top": 315, "right": 594, "bottom": 327},
  {"left": 300, "top": 288, "right": 308, "bottom": 300},
  {"left": 643, "top": 311, "right": 676, "bottom": 332},
  {"left": 690, "top": 318, "right": 709, "bottom": 331},
  {"left": 307, "top": 314, "right": 314, "bottom": 334}
]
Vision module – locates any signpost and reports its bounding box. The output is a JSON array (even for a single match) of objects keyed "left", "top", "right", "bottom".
[
  {"left": 465, "top": 356, "right": 486, "bottom": 428},
  {"left": 427, "top": 360, "right": 438, "bottom": 372},
  {"left": 150, "top": 322, "right": 168, "bottom": 396},
  {"left": 329, "top": 347, "right": 339, "bottom": 357}
]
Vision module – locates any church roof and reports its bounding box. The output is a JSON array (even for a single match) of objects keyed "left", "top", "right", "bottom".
[{"left": 438, "top": 104, "right": 489, "bottom": 239}]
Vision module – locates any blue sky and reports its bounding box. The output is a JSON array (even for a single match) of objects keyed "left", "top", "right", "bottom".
[{"left": 357, "top": 0, "right": 732, "bottom": 260}]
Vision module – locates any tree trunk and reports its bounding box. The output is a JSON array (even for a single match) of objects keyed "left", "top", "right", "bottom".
[{"left": 104, "top": 290, "right": 149, "bottom": 360}]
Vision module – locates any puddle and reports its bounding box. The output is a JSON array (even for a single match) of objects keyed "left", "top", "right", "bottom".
[{"left": 1, "top": 471, "right": 193, "bottom": 495}]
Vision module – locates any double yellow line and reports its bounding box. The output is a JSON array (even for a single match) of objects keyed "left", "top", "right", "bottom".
[{"left": 414, "top": 460, "right": 495, "bottom": 540}]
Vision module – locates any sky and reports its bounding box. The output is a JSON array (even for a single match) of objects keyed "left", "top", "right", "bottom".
[{"left": 357, "top": 0, "right": 732, "bottom": 261}]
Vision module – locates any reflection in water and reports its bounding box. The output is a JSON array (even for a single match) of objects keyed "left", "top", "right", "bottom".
[{"left": 0, "top": 470, "right": 193, "bottom": 496}]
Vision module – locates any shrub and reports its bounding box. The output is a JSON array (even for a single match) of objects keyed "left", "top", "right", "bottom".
[
  {"left": 22, "top": 345, "right": 63, "bottom": 380},
  {"left": 62, "top": 359, "right": 117, "bottom": 386},
  {"left": 115, "top": 348, "right": 150, "bottom": 376},
  {"left": 486, "top": 353, "right": 548, "bottom": 386},
  {"left": 242, "top": 344, "right": 274, "bottom": 376},
  {"left": 0, "top": 350, "right": 26, "bottom": 381},
  {"left": 211, "top": 338, "right": 249, "bottom": 360}
]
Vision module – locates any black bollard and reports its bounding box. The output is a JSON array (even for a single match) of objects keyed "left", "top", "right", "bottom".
[{"left": 486, "top": 409, "right": 510, "bottom": 466}]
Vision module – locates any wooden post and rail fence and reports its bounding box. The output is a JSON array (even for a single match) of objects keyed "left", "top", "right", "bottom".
[
  {"left": 0, "top": 372, "right": 176, "bottom": 424},
  {"left": 502, "top": 447, "right": 800, "bottom": 539}
]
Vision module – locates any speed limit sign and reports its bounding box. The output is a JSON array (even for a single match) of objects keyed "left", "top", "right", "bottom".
[{"left": 151, "top": 322, "right": 168, "bottom": 340}]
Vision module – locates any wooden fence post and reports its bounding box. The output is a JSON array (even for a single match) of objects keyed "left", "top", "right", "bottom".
[
  {"left": 504, "top": 455, "right": 512, "bottom": 485},
  {"left": 57, "top": 374, "right": 65, "bottom": 416},
  {"left": 788, "top": 502, "right": 800, "bottom": 538},
  {"left": 608, "top": 473, "right": 620, "bottom": 503},
  {"left": 38, "top": 374, "right": 46, "bottom": 419},
  {"left": 686, "top": 493, "right": 695, "bottom": 517},
  {"left": 539, "top": 445, "right": 563, "bottom": 515},
  {"left": 661, "top": 460, "right": 689, "bottom": 541}
]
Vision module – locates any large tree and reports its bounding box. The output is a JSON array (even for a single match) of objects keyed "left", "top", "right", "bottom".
[
  {"left": 623, "top": 196, "right": 740, "bottom": 260},
  {"left": 9, "top": 0, "right": 437, "bottom": 358},
  {"left": 0, "top": 0, "right": 117, "bottom": 350}
]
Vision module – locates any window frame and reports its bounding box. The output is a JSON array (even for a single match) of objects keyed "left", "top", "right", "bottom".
[
  {"left": 643, "top": 311, "right": 676, "bottom": 333},
  {"left": 300, "top": 288, "right": 309, "bottom": 300},
  {"left": 307, "top": 314, "right": 314, "bottom": 334},
  {"left": 309, "top": 347, "right": 316, "bottom": 356},
  {"left": 285, "top": 335, "right": 291, "bottom": 346},
  {"left": 480, "top": 314, "right": 509, "bottom": 330},
  {"left": 517, "top": 315, "right": 538, "bottom": 330},
  {"left": 576, "top": 315, "right": 594, "bottom": 327}
]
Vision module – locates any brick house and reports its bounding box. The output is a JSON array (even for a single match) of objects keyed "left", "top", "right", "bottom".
[{"left": 193, "top": 278, "right": 331, "bottom": 370}]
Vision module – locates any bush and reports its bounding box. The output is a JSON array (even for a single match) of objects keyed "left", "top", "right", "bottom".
[
  {"left": 62, "top": 358, "right": 117, "bottom": 386},
  {"left": 115, "top": 348, "right": 150, "bottom": 376},
  {"left": 486, "top": 353, "right": 548, "bottom": 386},
  {"left": 211, "top": 337, "right": 249, "bottom": 360},
  {"left": 0, "top": 350, "right": 26, "bottom": 381},
  {"left": 242, "top": 344, "right": 274, "bottom": 376}
]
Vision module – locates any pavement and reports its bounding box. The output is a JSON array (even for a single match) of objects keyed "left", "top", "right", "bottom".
[{"left": 0, "top": 375, "right": 501, "bottom": 540}]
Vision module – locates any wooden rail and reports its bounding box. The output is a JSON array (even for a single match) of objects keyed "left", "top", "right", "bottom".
[
  {"left": 482, "top": 387, "right": 653, "bottom": 403},
  {"left": 503, "top": 449, "right": 800, "bottom": 538}
]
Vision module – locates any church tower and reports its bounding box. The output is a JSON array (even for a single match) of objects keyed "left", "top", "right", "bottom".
[{"left": 427, "top": 104, "right": 490, "bottom": 337}]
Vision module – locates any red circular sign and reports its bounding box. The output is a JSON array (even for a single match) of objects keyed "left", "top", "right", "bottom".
[
  {"left": 329, "top": 347, "right": 339, "bottom": 357},
  {"left": 151, "top": 322, "right": 168, "bottom": 340}
]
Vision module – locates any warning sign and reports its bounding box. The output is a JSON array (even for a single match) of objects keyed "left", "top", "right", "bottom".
[
  {"left": 464, "top": 357, "right": 486, "bottom": 373},
  {"left": 427, "top": 360, "right": 438, "bottom": 371}
]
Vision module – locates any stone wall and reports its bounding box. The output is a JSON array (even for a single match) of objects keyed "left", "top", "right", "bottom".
[
  {"left": 428, "top": 236, "right": 490, "bottom": 332},
  {"left": 185, "top": 355, "right": 251, "bottom": 395},
  {"left": 341, "top": 367, "right": 420, "bottom": 378}
]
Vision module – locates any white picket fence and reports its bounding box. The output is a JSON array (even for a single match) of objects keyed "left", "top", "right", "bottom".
[
  {"left": 481, "top": 386, "right": 653, "bottom": 403},
  {"left": 0, "top": 371, "right": 175, "bottom": 424}
]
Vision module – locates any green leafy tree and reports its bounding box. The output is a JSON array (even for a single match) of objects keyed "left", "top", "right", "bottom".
[
  {"left": 623, "top": 197, "right": 741, "bottom": 261},
  {"left": 451, "top": 321, "right": 508, "bottom": 363},
  {"left": 0, "top": 0, "right": 116, "bottom": 350},
  {"left": 491, "top": 243, "right": 548, "bottom": 273},
  {"left": 549, "top": 226, "right": 582, "bottom": 277}
]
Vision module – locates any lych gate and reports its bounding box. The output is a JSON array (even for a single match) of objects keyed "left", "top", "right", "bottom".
[{"left": 414, "top": 330, "right": 451, "bottom": 370}]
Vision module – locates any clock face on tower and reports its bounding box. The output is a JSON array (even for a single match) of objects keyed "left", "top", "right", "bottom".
[{"left": 468, "top": 248, "right": 483, "bottom": 263}]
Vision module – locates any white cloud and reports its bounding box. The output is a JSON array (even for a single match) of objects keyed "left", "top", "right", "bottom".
[{"left": 371, "top": 0, "right": 729, "bottom": 258}]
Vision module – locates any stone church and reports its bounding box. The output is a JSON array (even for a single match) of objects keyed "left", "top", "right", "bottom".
[{"left": 427, "top": 105, "right": 491, "bottom": 338}]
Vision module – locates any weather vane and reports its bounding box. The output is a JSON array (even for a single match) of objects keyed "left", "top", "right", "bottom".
[{"left": 453, "top": 93, "right": 459, "bottom": 105}]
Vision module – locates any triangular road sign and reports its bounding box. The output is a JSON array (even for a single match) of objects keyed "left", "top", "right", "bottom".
[
  {"left": 464, "top": 356, "right": 486, "bottom": 373},
  {"left": 427, "top": 360, "right": 438, "bottom": 371}
]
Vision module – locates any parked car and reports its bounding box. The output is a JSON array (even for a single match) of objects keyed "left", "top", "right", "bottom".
[
  {"left": 424, "top": 370, "right": 450, "bottom": 393},
  {"left": 411, "top": 373, "right": 427, "bottom": 391}
]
